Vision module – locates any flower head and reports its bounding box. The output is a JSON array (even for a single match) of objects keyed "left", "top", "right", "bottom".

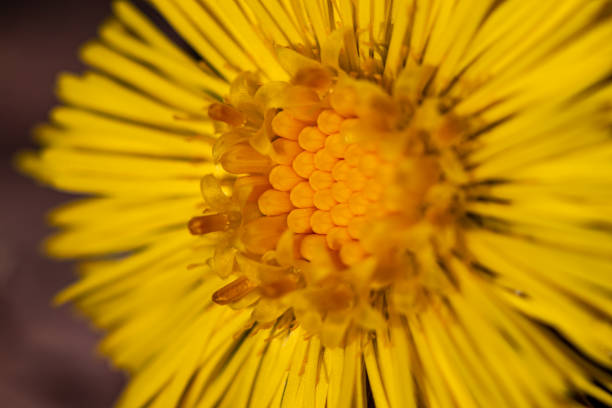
[{"left": 19, "top": 1, "right": 612, "bottom": 407}]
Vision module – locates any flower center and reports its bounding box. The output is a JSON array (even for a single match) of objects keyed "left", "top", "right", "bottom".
[{"left": 192, "top": 64, "right": 472, "bottom": 345}]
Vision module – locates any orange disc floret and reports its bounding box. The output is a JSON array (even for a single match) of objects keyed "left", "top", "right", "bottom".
[
  {"left": 269, "top": 165, "right": 302, "bottom": 191},
  {"left": 271, "top": 110, "right": 306, "bottom": 140},
  {"left": 339, "top": 241, "right": 365, "bottom": 265},
  {"left": 298, "top": 126, "right": 327, "bottom": 152},
  {"left": 317, "top": 109, "right": 344, "bottom": 134},
  {"left": 331, "top": 160, "right": 351, "bottom": 181},
  {"left": 292, "top": 151, "right": 315, "bottom": 178},
  {"left": 330, "top": 203, "right": 352, "bottom": 226},
  {"left": 258, "top": 189, "right": 293, "bottom": 215},
  {"left": 249, "top": 102, "right": 420, "bottom": 266},
  {"left": 288, "top": 208, "right": 315, "bottom": 233},
  {"left": 270, "top": 139, "right": 302, "bottom": 165},
  {"left": 290, "top": 181, "right": 315, "bottom": 208},
  {"left": 313, "top": 188, "right": 336, "bottom": 211},
  {"left": 309, "top": 170, "right": 334, "bottom": 191},
  {"left": 326, "top": 226, "right": 351, "bottom": 250},
  {"left": 310, "top": 210, "right": 334, "bottom": 234},
  {"left": 314, "top": 149, "right": 338, "bottom": 171},
  {"left": 300, "top": 234, "right": 329, "bottom": 262},
  {"left": 218, "top": 88, "right": 442, "bottom": 268},
  {"left": 324, "top": 133, "right": 347, "bottom": 158}
]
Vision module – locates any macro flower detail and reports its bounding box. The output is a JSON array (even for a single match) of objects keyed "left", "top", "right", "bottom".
[{"left": 19, "top": 0, "right": 612, "bottom": 407}]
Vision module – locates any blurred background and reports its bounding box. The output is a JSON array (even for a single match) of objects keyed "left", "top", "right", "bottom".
[{"left": 0, "top": 1, "right": 125, "bottom": 406}]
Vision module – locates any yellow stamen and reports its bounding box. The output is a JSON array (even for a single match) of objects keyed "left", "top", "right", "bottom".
[
  {"left": 208, "top": 103, "right": 246, "bottom": 127},
  {"left": 221, "top": 143, "right": 271, "bottom": 174},
  {"left": 212, "top": 276, "right": 257, "bottom": 305},
  {"left": 188, "top": 213, "right": 237, "bottom": 235},
  {"left": 242, "top": 215, "right": 287, "bottom": 254},
  {"left": 283, "top": 86, "right": 321, "bottom": 122}
]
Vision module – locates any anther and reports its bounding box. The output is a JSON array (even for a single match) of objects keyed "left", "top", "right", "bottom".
[
  {"left": 212, "top": 276, "right": 257, "bottom": 305},
  {"left": 221, "top": 144, "right": 271, "bottom": 174},
  {"left": 208, "top": 103, "right": 246, "bottom": 127},
  {"left": 188, "top": 213, "right": 236, "bottom": 235},
  {"left": 292, "top": 66, "right": 333, "bottom": 91},
  {"left": 242, "top": 215, "right": 287, "bottom": 254},
  {"left": 284, "top": 86, "right": 322, "bottom": 123},
  {"left": 233, "top": 175, "right": 270, "bottom": 203}
]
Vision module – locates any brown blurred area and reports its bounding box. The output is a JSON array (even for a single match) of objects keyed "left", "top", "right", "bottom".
[{"left": 0, "top": 1, "right": 125, "bottom": 407}]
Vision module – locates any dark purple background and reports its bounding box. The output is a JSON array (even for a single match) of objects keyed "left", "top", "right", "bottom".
[{"left": 0, "top": 1, "right": 125, "bottom": 406}]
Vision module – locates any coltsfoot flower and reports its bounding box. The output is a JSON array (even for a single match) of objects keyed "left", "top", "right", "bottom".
[{"left": 20, "top": 0, "right": 612, "bottom": 407}]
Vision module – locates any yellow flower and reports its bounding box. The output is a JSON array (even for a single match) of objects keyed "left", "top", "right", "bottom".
[{"left": 19, "top": 0, "right": 612, "bottom": 406}]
